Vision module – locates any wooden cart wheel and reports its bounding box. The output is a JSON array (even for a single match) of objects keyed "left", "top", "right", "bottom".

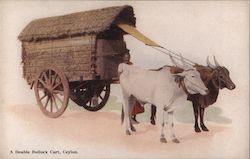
[
  {"left": 70, "top": 81, "right": 110, "bottom": 111},
  {"left": 34, "top": 66, "right": 69, "bottom": 118},
  {"left": 82, "top": 82, "right": 110, "bottom": 111},
  {"left": 69, "top": 83, "right": 91, "bottom": 106}
]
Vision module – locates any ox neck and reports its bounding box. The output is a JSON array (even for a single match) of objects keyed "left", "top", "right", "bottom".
[
  {"left": 207, "top": 80, "right": 219, "bottom": 100},
  {"left": 175, "top": 76, "right": 189, "bottom": 95}
]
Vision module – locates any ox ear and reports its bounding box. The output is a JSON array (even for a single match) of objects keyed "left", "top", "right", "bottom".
[
  {"left": 174, "top": 71, "right": 187, "bottom": 78},
  {"left": 174, "top": 74, "right": 184, "bottom": 84},
  {"left": 210, "top": 70, "right": 218, "bottom": 79},
  {"left": 170, "top": 66, "right": 184, "bottom": 74}
]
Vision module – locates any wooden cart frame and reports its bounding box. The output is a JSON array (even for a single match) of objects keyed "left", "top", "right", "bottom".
[{"left": 18, "top": 5, "right": 136, "bottom": 118}]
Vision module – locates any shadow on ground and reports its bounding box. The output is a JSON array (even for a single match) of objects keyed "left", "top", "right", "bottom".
[
  {"left": 175, "top": 104, "right": 232, "bottom": 124},
  {"left": 67, "top": 95, "right": 232, "bottom": 124}
]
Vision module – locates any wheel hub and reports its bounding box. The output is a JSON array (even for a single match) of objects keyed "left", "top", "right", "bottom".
[{"left": 46, "top": 84, "right": 53, "bottom": 92}]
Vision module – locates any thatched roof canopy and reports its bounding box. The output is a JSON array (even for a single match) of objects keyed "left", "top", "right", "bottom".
[{"left": 18, "top": 5, "right": 136, "bottom": 42}]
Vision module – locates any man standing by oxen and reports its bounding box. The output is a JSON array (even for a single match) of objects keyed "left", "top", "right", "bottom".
[{"left": 121, "top": 52, "right": 145, "bottom": 123}]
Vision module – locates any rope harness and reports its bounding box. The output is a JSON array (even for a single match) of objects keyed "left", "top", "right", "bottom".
[
  {"left": 174, "top": 74, "right": 208, "bottom": 95},
  {"left": 151, "top": 46, "right": 195, "bottom": 66},
  {"left": 174, "top": 76, "right": 189, "bottom": 95},
  {"left": 212, "top": 73, "right": 221, "bottom": 89}
]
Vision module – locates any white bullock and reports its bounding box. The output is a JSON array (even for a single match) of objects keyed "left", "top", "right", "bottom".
[{"left": 118, "top": 63, "right": 208, "bottom": 143}]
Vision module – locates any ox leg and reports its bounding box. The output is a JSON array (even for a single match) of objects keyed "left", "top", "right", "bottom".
[
  {"left": 129, "top": 97, "right": 137, "bottom": 132},
  {"left": 150, "top": 105, "right": 157, "bottom": 125},
  {"left": 168, "top": 111, "right": 180, "bottom": 143},
  {"left": 122, "top": 93, "right": 132, "bottom": 135},
  {"left": 121, "top": 107, "right": 136, "bottom": 132},
  {"left": 200, "top": 107, "right": 209, "bottom": 131},
  {"left": 193, "top": 103, "right": 201, "bottom": 133},
  {"left": 130, "top": 120, "right": 136, "bottom": 132},
  {"left": 159, "top": 108, "right": 167, "bottom": 143}
]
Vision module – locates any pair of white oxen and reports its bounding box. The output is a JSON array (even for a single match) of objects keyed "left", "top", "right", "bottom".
[{"left": 118, "top": 59, "right": 208, "bottom": 143}]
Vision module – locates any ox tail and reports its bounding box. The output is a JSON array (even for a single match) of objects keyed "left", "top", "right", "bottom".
[{"left": 121, "top": 106, "right": 124, "bottom": 125}]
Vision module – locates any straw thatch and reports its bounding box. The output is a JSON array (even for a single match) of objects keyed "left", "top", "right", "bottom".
[
  {"left": 18, "top": 5, "right": 135, "bottom": 42},
  {"left": 20, "top": 5, "right": 134, "bottom": 84}
]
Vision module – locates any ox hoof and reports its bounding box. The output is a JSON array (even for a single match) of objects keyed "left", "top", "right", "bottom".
[
  {"left": 194, "top": 126, "right": 201, "bottom": 133},
  {"left": 172, "top": 138, "right": 180, "bottom": 143},
  {"left": 131, "top": 126, "right": 137, "bottom": 132},
  {"left": 160, "top": 137, "right": 167, "bottom": 143},
  {"left": 201, "top": 125, "right": 209, "bottom": 131},
  {"left": 131, "top": 118, "right": 139, "bottom": 124},
  {"left": 150, "top": 119, "right": 156, "bottom": 125},
  {"left": 126, "top": 130, "right": 131, "bottom": 135}
]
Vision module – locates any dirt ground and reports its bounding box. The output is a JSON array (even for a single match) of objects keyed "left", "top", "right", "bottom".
[{"left": 0, "top": 104, "right": 248, "bottom": 159}]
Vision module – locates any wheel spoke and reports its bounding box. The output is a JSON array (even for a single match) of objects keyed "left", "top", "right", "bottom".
[
  {"left": 50, "top": 96, "right": 53, "bottom": 112},
  {"left": 42, "top": 72, "right": 49, "bottom": 84},
  {"left": 53, "top": 81, "right": 62, "bottom": 90},
  {"left": 54, "top": 94, "right": 63, "bottom": 104},
  {"left": 52, "top": 95, "right": 59, "bottom": 111},
  {"left": 49, "top": 69, "right": 52, "bottom": 84},
  {"left": 99, "top": 94, "right": 104, "bottom": 100},
  {"left": 52, "top": 74, "right": 58, "bottom": 86},
  {"left": 39, "top": 94, "right": 47, "bottom": 101},
  {"left": 38, "top": 79, "right": 47, "bottom": 88},
  {"left": 53, "top": 90, "right": 64, "bottom": 95},
  {"left": 44, "top": 96, "right": 49, "bottom": 109}
]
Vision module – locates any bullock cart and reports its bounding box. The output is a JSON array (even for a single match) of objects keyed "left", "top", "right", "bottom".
[{"left": 18, "top": 6, "right": 136, "bottom": 118}]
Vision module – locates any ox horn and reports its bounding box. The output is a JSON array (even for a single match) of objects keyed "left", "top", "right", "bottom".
[
  {"left": 180, "top": 53, "right": 192, "bottom": 69},
  {"left": 207, "top": 56, "right": 216, "bottom": 68},
  {"left": 180, "top": 54, "right": 185, "bottom": 65},
  {"left": 170, "top": 54, "right": 185, "bottom": 68},
  {"left": 170, "top": 55, "right": 179, "bottom": 66},
  {"left": 170, "top": 54, "right": 187, "bottom": 69},
  {"left": 213, "top": 56, "right": 220, "bottom": 67}
]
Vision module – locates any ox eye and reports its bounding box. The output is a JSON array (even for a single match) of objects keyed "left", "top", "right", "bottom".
[{"left": 191, "top": 75, "right": 195, "bottom": 77}]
